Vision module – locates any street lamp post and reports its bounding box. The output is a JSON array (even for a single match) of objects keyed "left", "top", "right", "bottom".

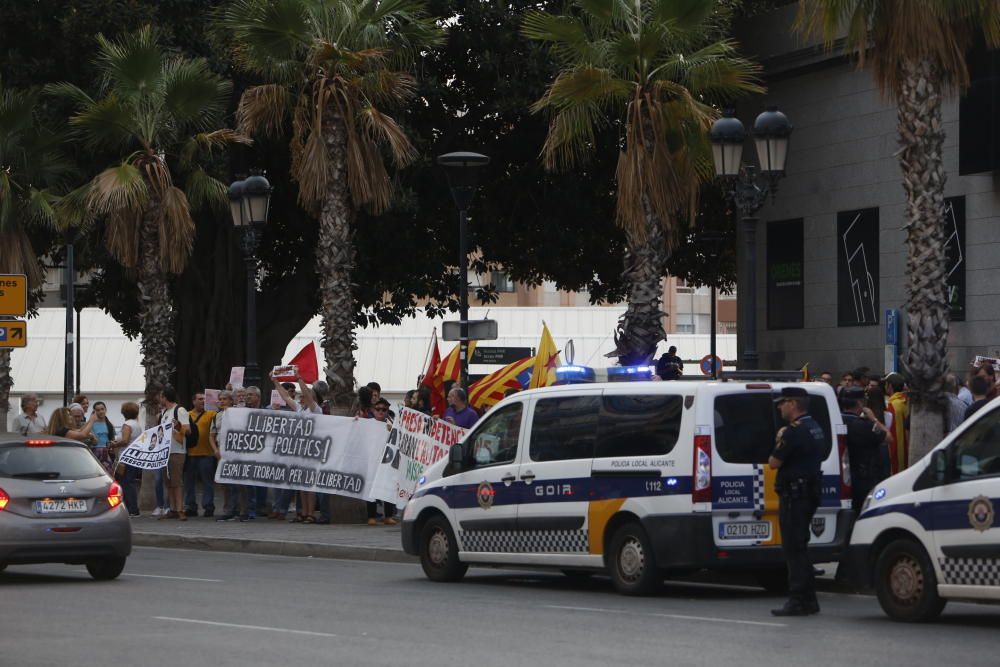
[
  {"left": 437, "top": 151, "right": 490, "bottom": 390},
  {"left": 698, "top": 229, "right": 727, "bottom": 379},
  {"left": 228, "top": 173, "right": 272, "bottom": 392},
  {"left": 709, "top": 107, "right": 792, "bottom": 371}
]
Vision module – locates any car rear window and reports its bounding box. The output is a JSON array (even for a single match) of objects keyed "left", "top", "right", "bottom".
[
  {"left": 0, "top": 443, "right": 106, "bottom": 479},
  {"left": 713, "top": 392, "right": 833, "bottom": 464}
]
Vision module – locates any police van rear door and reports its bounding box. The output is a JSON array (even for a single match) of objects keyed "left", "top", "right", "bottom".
[{"left": 709, "top": 385, "right": 839, "bottom": 549}]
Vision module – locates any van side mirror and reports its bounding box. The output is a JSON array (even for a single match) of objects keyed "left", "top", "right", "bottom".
[
  {"left": 449, "top": 443, "right": 465, "bottom": 469},
  {"left": 930, "top": 449, "right": 948, "bottom": 484}
]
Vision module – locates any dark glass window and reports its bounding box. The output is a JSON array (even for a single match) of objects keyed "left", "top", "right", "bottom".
[
  {"left": 713, "top": 393, "right": 832, "bottom": 464},
  {"left": 529, "top": 396, "right": 600, "bottom": 462},
  {"left": 596, "top": 395, "right": 684, "bottom": 457},
  {"left": 959, "top": 44, "right": 999, "bottom": 175},
  {"left": 950, "top": 407, "right": 1000, "bottom": 481},
  {"left": 0, "top": 443, "right": 105, "bottom": 479},
  {"left": 467, "top": 403, "right": 523, "bottom": 468}
]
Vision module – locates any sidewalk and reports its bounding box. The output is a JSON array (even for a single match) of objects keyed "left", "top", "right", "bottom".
[{"left": 130, "top": 514, "right": 415, "bottom": 564}]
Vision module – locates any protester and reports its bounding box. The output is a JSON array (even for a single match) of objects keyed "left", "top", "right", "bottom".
[
  {"left": 72, "top": 394, "right": 90, "bottom": 417},
  {"left": 444, "top": 387, "right": 478, "bottom": 429},
  {"left": 965, "top": 375, "right": 990, "bottom": 421},
  {"left": 367, "top": 397, "right": 398, "bottom": 526},
  {"left": 91, "top": 401, "right": 117, "bottom": 474},
  {"left": 819, "top": 372, "right": 835, "bottom": 390},
  {"left": 944, "top": 374, "right": 967, "bottom": 434},
  {"left": 884, "top": 372, "right": 909, "bottom": 474},
  {"left": 113, "top": 402, "right": 142, "bottom": 517},
  {"left": 13, "top": 393, "right": 47, "bottom": 435},
  {"left": 215, "top": 390, "right": 254, "bottom": 522},
  {"left": 956, "top": 376, "right": 972, "bottom": 406},
  {"left": 48, "top": 406, "right": 97, "bottom": 442},
  {"left": 355, "top": 386, "right": 375, "bottom": 418},
  {"left": 183, "top": 392, "right": 218, "bottom": 517},
  {"left": 158, "top": 386, "right": 190, "bottom": 521},
  {"left": 864, "top": 384, "right": 894, "bottom": 478},
  {"left": 68, "top": 403, "right": 96, "bottom": 446},
  {"left": 975, "top": 362, "right": 999, "bottom": 400},
  {"left": 403, "top": 389, "right": 418, "bottom": 409},
  {"left": 273, "top": 371, "right": 323, "bottom": 523},
  {"left": 415, "top": 386, "right": 433, "bottom": 416},
  {"left": 243, "top": 385, "right": 265, "bottom": 518}
]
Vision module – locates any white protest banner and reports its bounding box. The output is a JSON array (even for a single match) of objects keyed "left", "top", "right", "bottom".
[
  {"left": 229, "top": 366, "right": 245, "bottom": 389},
  {"left": 205, "top": 388, "right": 221, "bottom": 412},
  {"left": 368, "top": 408, "right": 467, "bottom": 506},
  {"left": 214, "top": 408, "right": 389, "bottom": 500},
  {"left": 116, "top": 423, "right": 173, "bottom": 470}
]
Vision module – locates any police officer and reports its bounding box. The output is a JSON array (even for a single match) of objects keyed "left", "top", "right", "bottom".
[
  {"left": 769, "top": 387, "right": 825, "bottom": 616},
  {"left": 840, "top": 386, "right": 890, "bottom": 512},
  {"left": 655, "top": 346, "right": 684, "bottom": 380}
]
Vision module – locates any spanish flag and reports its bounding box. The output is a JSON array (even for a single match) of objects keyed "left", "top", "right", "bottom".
[
  {"left": 468, "top": 357, "right": 534, "bottom": 411},
  {"left": 529, "top": 323, "right": 560, "bottom": 389}
]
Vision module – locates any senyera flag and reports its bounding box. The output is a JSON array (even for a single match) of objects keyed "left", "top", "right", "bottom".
[{"left": 468, "top": 357, "right": 534, "bottom": 411}]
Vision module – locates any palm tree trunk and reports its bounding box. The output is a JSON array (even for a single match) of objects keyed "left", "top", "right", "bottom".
[
  {"left": 0, "top": 348, "right": 12, "bottom": 430},
  {"left": 137, "top": 203, "right": 175, "bottom": 423},
  {"left": 610, "top": 198, "right": 667, "bottom": 366},
  {"left": 898, "top": 58, "right": 950, "bottom": 466},
  {"left": 317, "top": 111, "right": 358, "bottom": 414}
]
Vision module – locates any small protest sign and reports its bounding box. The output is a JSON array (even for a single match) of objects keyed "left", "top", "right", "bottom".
[
  {"left": 229, "top": 366, "right": 245, "bottom": 389},
  {"left": 116, "top": 423, "right": 173, "bottom": 470},
  {"left": 205, "top": 388, "right": 221, "bottom": 412},
  {"left": 272, "top": 364, "right": 298, "bottom": 382},
  {"left": 369, "top": 408, "right": 468, "bottom": 507},
  {"left": 214, "top": 408, "right": 389, "bottom": 500},
  {"left": 269, "top": 390, "right": 287, "bottom": 408}
]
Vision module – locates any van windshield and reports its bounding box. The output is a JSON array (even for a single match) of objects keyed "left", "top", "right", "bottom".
[{"left": 713, "top": 392, "right": 832, "bottom": 464}]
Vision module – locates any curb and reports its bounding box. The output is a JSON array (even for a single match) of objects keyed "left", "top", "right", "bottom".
[{"left": 133, "top": 533, "right": 418, "bottom": 564}]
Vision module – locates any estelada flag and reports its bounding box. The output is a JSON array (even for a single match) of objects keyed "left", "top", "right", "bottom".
[
  {"left": 286, "top": 342, "right": 319, "bottom": 383},
  {"left": 529, "top": 324, "right": 560, "bottom": 389},
  {"left": 468, "top": 357, "right": 534, "bottom": 411},
  {"left": 420, "top": 334, "right": 444, "bottom": 417}
]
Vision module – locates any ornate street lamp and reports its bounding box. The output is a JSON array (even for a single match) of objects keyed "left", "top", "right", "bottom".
[
  {"left": 437, "top": 151, "right": 490, "bottom": 389},
  {"left": 229, "top": 173, "right": 272, "bottom": 390},
  {"left": 709, "top": 107, "right": 792, "bottom": 370}
]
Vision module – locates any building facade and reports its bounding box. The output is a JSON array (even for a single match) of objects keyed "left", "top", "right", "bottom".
[{"left": 737, "top": 6, "right": 1000, "bottom": 375}]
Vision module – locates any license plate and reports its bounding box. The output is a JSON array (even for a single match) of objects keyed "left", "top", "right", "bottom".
[
  {"left": 34, "top": 499, "right": 88, "bottom": 514},
  {"left": 719, "top": 521, "right": 771, "bottom": 540}
]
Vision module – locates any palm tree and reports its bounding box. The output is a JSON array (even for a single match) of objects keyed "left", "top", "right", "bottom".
[
  {"left": 523, "top": 0, "right": 761, "bottom": 366},
  {"left": 0, "top": 82, "right": 74, "bottom": 427},
  {"left": 798, "top": 1, "right": 1000, "bottom": 464},
  {"left": 49, "top": 27, "right": 246, "bottom": 423},
  {"left": 218, "top": 0, "right": 442, "bottom": 408}
]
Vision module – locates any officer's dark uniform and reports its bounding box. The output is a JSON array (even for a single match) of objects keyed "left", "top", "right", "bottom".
[
  {"left": 770, "top": 387, "right": 824, "bottom": 616},
  {"left": 655, "top": 352, "right": 684, "bottom": 380},
  {"left": 840, "top": 386, "right": 886, "bottom": 512}
]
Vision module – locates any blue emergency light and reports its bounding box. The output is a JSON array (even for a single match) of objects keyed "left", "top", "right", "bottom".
[
  {"left": 554, "top": 365, "right": 597, "bottom": 384},
  {"left": 606, "top": 365, "right": 656, "bottom": 382}
]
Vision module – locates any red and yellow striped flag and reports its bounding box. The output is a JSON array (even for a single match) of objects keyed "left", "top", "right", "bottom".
[{"left": 468, "top": 357, "right": 534, "bottom": 411}]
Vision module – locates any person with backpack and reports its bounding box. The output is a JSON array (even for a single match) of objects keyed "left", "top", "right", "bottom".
[
  {"left": 158, "top": 386, "right": 192, "bottom": 521},
  {"left": 183, "top": 392, "right": 217, "bottom": 517}
]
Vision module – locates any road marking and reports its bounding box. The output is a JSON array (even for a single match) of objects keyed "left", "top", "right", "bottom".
[
  {"left": 125, "top": 574, "right": 223, "bottom": 583},
  {"left": 155, "top": 617, "right": 339, "bottom": 638},
  {"left": 543, "top": 605, "right": 786, "bottom": 628},
  {"left": 650, "top": 613, "right": 786, "bottom": 628}
]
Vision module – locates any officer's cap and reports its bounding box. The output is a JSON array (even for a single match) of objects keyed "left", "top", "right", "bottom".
[
  {"left": 840, "top": 386, "right": 866, "bottom": 401},
  {"left": 773, "top": 386, "right": 809, "bottom": 403}
]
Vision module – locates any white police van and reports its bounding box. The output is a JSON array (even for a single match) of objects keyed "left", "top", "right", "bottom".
[
  {"left": 848, "top": 398, "right": 1000, "bottom": 621},
  {"left": 401, "top": 380, "right": 853, "bottom": 595}
]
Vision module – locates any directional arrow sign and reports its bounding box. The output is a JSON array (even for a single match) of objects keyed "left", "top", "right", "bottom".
[
  {"left": 0, "top": 274, "right": 27, "bottom": 317},
  {"left": 0, "top": 320, "right": 27, "bottom": 348}
]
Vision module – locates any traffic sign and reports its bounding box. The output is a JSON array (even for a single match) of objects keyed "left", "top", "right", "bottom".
[
  {"left": 0, "top": 274, "right": 27, "bottom": 317},
  {"left": 442, "top": 319, "right": 498, "bottom": 341},
  {"left": 0, "top": 320, "right": 27, "bottom": 348},
  {"left": 471, "top": 346, "right": 534, "bottom": 365},
  {"left": 699, "top": 354, "right": 722, "bottom": 376}
]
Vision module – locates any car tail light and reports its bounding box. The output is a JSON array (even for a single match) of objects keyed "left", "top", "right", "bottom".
[
  {"left": 25, "top": 440, "right": 55, "bottom": 446},
  {"left": 746, "top": 383, "right": 772, "bottom": 390},
  {"left": 837, "top": 430, "right": 852, "bottom": 501},
  {"left": 693, "top": 435, "right": 712, "bottom": 503},
  {"left": 107, "top": 482, "right": 123, "bottom": 509},
  {"left": 0, "top": 487, "right": 8, "bottom": 511}
]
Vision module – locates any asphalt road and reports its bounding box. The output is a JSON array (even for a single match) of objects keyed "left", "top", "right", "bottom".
[{"left": 2, "top": 548, "right": 999, "bottom": 667}]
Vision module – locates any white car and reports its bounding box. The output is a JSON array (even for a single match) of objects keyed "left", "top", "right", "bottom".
[
  {"left": 848, "top": 399, "right": 1000, "bottom": 621},
  {"left": 401, "top": 380, "right": 853, "bottom": 595}
]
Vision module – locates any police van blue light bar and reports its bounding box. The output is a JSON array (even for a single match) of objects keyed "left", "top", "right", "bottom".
[
  {"left": 606, "top": 365, "right": 656, "bottom": 382},
  {"left": 554, "top": 365, "right": 596, "bottom": 384}
]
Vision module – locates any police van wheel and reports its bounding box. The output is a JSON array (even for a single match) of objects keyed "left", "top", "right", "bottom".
[
  {"left": 608, "top": 523, "right": 661, "bottom": 596},
  {"left": 420, "top": 516, "right": 468, "bottom": 583},
  {"left": 875, "top": 539, "right": 946, "bottom": 622}
]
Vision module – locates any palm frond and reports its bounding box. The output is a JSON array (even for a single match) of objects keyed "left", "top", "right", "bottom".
[
  {"left": 24, "top": 188, "right": 59, "bottom": 230},
  {"left": 357, "top": 105, "right": 415, "bottom": 167},
  {"left": 163, "top": 57, "right": 233, "bottom": 131},
  {"left": 522, "top": 11, "right": 604, "bottom": 65},
  {"left": 236, "top": 84, "right": 291, "bottom": 136},
  {"left": 538, "top": 102, "right": 604, "bottom": 171},
  {"left": 184, "top": 167, "right": 229, "bottom": 212},
  {"left": 65, "top": 94, "right": 137, "bottom": 150},
  {"left": 87, "top": 162, "right": 149, "bottom": 214},
  {"left": 54, "top": 184, "right": 96, "bottom": 231},
  {"left": 537, "top": 66, "right": 632, "bottom": 111},
  {"left": 179, "top": 129, "right": 252, "bottom": 169},
  {"left": 650, "top": 0, "right": 715, "bottom": 31},
  {"left": 105, "top": 205, "right": 143, "bottom": 269},
  {"left": 0, "top": 228, "right": 44, "bottom": 286},
  {"left": 156, "top": 186, "right": 196, "bottom": 274},
  {"left": 95, "top": 26, "right": 164, "bottom": 97},
  {"left": 217, "top": 0, "right": 310, "bottom": 81},
  {"left": 42, "top": 81, "right": 96, "bottom": 109},
  {"left": 290, "top": 86, "right": 331, "bottom": 215}
]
